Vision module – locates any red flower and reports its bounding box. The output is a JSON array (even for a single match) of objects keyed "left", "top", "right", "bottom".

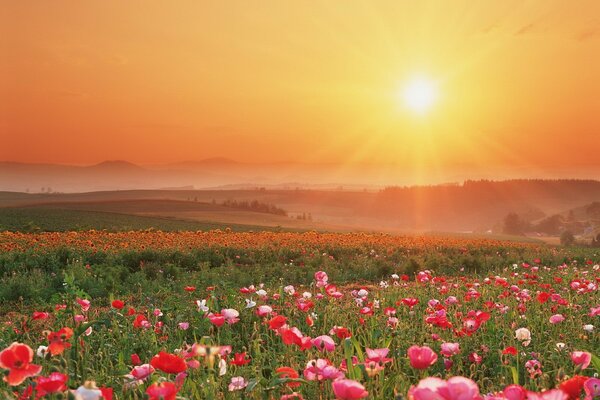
[
  {"left": 150, "top": 351, "right": 188, "bottom": 374},
  {"left": 0, "top": 342, "right": 42, "bottom": 386},
  {"left": 146, "top": 381, "right": 178, "bottom": 400},
  {"left": 208, "top": 313, "right": 225, "bottom": 327},
  {"left": 35, "top": 372, "right": 68, "bottom": 397},
  {"left": 276, "top": 366, "right": 301, "bottom": 388},
  {"left": 230, "top": 352, "right": 251, "bottom": 366},
  {"left": 47, "top": 327, "right": 73, "bottom": 356},
  {"left": 268, "top": 315, "right": 287, "bottom": 330},
  {"left": 559, "top": 375, "right": 589, "bottom": 400},
  {"left": 537, "top": 292, "right": 550, "bottom": 304},
  {"left": 100, "top": 387, "right": 114, "bottom": 400},
  {"left": 131, "top": 353, "right": 141, "bottom": 366},
  {"left": 32, "top": 312, "right": 49, "bottom": 320},
  {"left": 402, "top": 298, "right": 419, "bottom": 309},
  {"left": 133, "top": 314, "right": 149, "bottom": 328},
  {"left": 502, "top": 346, "right": 518, "bottom": 356},
  {"left": 111, "top": 300, "right": 125, "bottom": 309},
  {"left": 184, "top": 286, "right": 196, "bottom": 292}
]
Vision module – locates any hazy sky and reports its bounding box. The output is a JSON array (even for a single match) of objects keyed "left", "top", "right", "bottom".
[{"left": 1, "top": 1, "right": 599, "bottom": 174}]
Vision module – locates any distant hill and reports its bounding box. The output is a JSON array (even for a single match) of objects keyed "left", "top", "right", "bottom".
[
  {"left": 1, "top": 179, "right": 599, "bottom": 233},
  {"left": 4, "top": 159, "right": 600, "bottom": 193}
]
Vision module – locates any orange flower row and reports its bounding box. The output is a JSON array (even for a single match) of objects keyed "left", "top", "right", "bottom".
[{"left": 0, "top": 231, "right": 539, "bottom": 253}]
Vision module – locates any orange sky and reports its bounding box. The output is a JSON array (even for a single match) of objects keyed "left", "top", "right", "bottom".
[{"left": 1, "top": 1, "right": 599, "bottom": 175}]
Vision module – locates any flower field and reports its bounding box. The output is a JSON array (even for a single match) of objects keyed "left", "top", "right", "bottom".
[{"left": 0, "top": 231, "right": 598, "bottom": 399}]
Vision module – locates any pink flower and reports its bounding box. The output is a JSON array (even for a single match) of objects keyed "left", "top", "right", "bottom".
[
  {"left": 76, "top": 298, "right": 90, "bottom": 312},
  {"left": 584, "top": 377, "right": 600, "bottom": 399},
  {"left": 502, "top": 384, "right": 527, "bottom": 400},
  {"left": 440, "top": 343, "right": 461, "bottom": 358},
  {"left": 549, "top": 314, "right": 565, "bottom": 324},
  {"left": 221, "top": 309, "right": 240, "bottom": 324},
  {"left": 315, "top": 271, "right": 329, "bottom": 287},
  {"left": 256, "top": 305, "right": 273, "bottom": 317},
  {"left": 332, "top": 379, "right": 368, "bottom": 400},
  {"left": 365, "top": 348, "right": 392, "bottom": 364},
  {"left": 525, "top": 389, "right": 568, "bottom": 400},
  {"left": 590, "top": 305, "right": 600, "bottom": 317},
  {"left": 571, "top": 351, "right": 592, "bottom": 370},
  {"left": 407, "top": 345, "right": 438, "bottom": 370},
  {"left": 311, "top": 335, "right": 336, "bottom": 352},
  {"left": 228, "top": 376, "right": 247, "bottom": 391},
  {"left": 128, "top": 364, "right": 155, "bottom": 382},
  {"left": 303, "top": 359, "right": 344, "bottom": 381},
  {"left": 409, "top": 377, "right": 482, "bottom": 400},
  {"left": 178, "top": 322, "right": 190, "bottom": 330}
]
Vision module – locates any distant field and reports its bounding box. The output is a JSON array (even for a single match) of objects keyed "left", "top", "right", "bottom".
[{"left": 0, "top": 206, "right": 283, "bottom": 232}]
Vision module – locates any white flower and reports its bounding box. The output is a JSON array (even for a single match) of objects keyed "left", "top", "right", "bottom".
[
  {"left": 391, "top": 274, "right": 400, "bottom": 280},
  {"left": 245, "top": 298, "right": 256, "bottom": 308},
  {"left": 196, "top": 299, "right": 209, "bottom": 313},
  {"left": 256, "top": 289, "right": 267, "bottom": 297},
  {"left": 357, "top": 289, "right": 369, "bottom": 297},
  {"left": 515, "top": 328, "right": 531, "bottom": 346},
  {"left": 556, "top": 342, "right": 566, "bottom": 350},
  {"left": 72, "top": 381, "right": 102, "bottom": 400},
  {"left": 284, "top": 285, "right": 295, "bottom": 295},
  {"left": 302, "top": 292, "right": 312, "bottom": 299},
  {"left": 36, "top": 345, "right": 48, "bottom": 358},
  {"left": 379, "top": 281, "right": 389, "bottom": 288},
  {"left": 583, "top": 324, "right": 594, "bottom": 332},
  {"left": 219, "top": 358, "right": 227, "bottom": 376}
]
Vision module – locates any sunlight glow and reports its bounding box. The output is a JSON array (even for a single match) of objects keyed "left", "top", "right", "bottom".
[{"left": 402, "top": 77, "right": 438, "bottom": 115}]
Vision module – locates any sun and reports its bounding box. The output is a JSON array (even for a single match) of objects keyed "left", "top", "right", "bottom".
[{"left": 401, "top": 77, "right": 438, "bottom": 115}]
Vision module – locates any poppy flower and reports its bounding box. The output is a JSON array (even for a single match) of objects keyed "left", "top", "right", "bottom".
[
  {"left": 146, "top": 381, "right": 178, "bottom": 400},
  {"left": 0, "top": 342, "right": 42, "bottom": 386},
  {"left": 331, "top": 379, "right": 368, "bottom": 400},
  {"left": 407, "top": 345, "right": 438, "bottom": 370},
  {"left": 276, "top": 367, "right": 301, "bottom": 388},
  {"left": 268, "top": 315, "right": 287, "bottom": 330},
  {"left": 32, "top": 312, "right": 49, "bottom": 320},
  {"left": 150, "top": 352, "right": 187, "bottom": 374},
  {"left": 570, "top": 351, "right": 591, "bottom": 370},
  {"left": 47, "top": 327, "right": 73, "bottom": 356},
  {"left": 111, "top": 300, "right": 125, "bottom": 310},
  {"left": 559, "top": 375, "right": 588, "bottom": 400},
  {"left": 36, "top": 372, "right": 68, "bottom": 397},
  {"left": 230, "top": 352, "right": 251, "bottom": 366},
  {"left": 133, "top": 314, "right": 150, "bottom": 329},
  {"left": 208, "top": 313, "right": 226, "bottom": 327}
]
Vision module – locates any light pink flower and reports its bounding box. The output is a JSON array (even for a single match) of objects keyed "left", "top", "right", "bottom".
[
  {"left": 549, "top": 314, "right": 565, "bottom": 324},
  {"left": 331, "top": 379, "right": 368, "bottom": 400},
  {"left": 311, "top": 335, "right": 336, "bottom": 352},
  {"left": 228, "top": 376, "right": 247, "bottom": 392},
  {"left": 440, "top": 343, "right": 460, "bottom": 358}
]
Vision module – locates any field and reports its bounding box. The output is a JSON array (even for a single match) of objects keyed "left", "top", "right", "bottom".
[
  {"left": 0, "top": 231, "right": 598, "bottom": 399},
  {"left": 0, "top": 207, "right": 280, "bottom": 233}
]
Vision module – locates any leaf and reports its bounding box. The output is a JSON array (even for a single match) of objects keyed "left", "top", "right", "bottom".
[
  {"left": 590, "top": 353, "right": 600, "bottom": 374},
  {"left": 245, "top": 377, "right": 260, "bottom": 392},
  {"left": 509, "top": 366, "right": 519, "bottom": 385}
]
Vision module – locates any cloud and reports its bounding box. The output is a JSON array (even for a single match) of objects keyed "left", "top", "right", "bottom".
[
  {"left": 575, "top": 27, "right": 599, "bottom": 42},
  {"left": 514, "top": 23, "right": 536, "bottom": 36}
]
